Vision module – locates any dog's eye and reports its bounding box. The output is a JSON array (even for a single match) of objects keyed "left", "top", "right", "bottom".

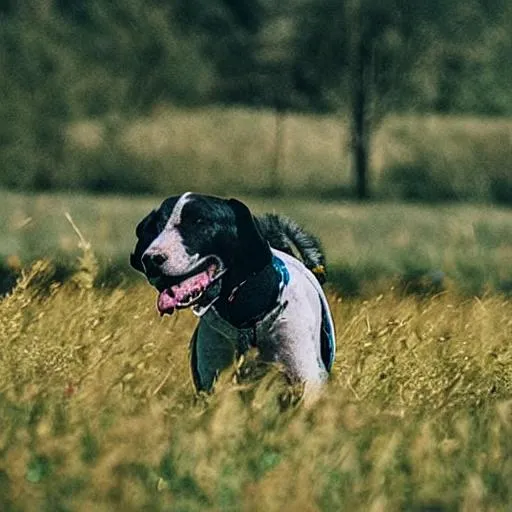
[
  {"left": 181, "top": 212, "right": 205, "bottom": 228},
  {"left": 185, "top": 215, "right": 204, "bottom": 226}
]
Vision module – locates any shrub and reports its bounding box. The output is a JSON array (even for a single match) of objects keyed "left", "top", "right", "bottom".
[
  {"left": 0, "top": 1, "right": 213, "bottom": 193},
  {"left": 380, "top": 117, "right": 512, "bottom": 204}
]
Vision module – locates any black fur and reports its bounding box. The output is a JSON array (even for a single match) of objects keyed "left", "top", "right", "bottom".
[
  {"left": 130, "top": 193, "right": 328, "bottom": 327},
  {"left": 130, "top": 193, "right": 334, "bottom": 395}
]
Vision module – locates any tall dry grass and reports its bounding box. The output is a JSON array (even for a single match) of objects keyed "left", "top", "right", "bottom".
[{"left": 1, "top": 252, "right": 512, "bottom": 510}]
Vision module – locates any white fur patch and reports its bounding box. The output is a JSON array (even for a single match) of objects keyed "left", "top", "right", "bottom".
[
  {"left": 168, "top": 191, "right": 192, "bottom": 226},
  {"left": 143, "top": 192, "right": 199, "bottom": 275}
]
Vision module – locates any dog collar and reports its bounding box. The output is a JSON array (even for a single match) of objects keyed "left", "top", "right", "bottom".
[
  {"left": 225, "top": 255, "right": 289, "bottom": 305},
  {"left": 272, "top": 254, "right": 290, "bottom": 289},
  {"left": 195, "top": 255, "right": 290, "bottom": 349}
]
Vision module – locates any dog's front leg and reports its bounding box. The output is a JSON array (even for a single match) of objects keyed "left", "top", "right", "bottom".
[{"left": 189, "top": 321, "right": 238, "bottom": 393}]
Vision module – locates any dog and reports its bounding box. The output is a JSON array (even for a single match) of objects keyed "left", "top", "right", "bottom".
[{"left": 130, "top": 192, "right": 336, "bottom": 398}]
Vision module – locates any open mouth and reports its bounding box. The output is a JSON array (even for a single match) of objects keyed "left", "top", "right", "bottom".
[{"left": 156, "top": 256, "right": 226, "bottom": 316}]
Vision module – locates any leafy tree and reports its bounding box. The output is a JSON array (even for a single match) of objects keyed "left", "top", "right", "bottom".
[
  {"left": 294, "top": 0, "right": 413, "bottom": 198},
  {"left": 293, "top": 0, "right": 512, "bottom": 199},
  {"left": 0, "top": 0, "right": 213, "bottom": 190}
]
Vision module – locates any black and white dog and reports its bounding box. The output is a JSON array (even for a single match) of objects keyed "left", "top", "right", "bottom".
[{"left": 130, "top": 192, "right": 336, "bottom": 398}]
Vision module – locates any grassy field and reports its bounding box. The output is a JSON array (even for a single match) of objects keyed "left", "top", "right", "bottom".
[
  {"left": 60, "top": 106, "right": 512, "bottom": 202},
  {"left": 1, "top": 252, "right": 512, "bottom": 510},
  {"left": 1, "top": 190, "right": 512, "bottom": 296},
  {"left": 0, "top": 192, "right": 511, "bottom": 510}
]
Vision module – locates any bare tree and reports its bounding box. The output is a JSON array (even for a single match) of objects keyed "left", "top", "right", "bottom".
[
  {"left": 348, "top": 0, "right": 371, "bottom": 199},
  {"left": 294, "top": 0, "right": 426, "bottom": 199}
]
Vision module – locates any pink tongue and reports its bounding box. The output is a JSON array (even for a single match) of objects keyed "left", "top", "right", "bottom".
[
  {"left": 158, "top": 289, "right": 178, "bottom": 314},
  {"left": 157, "top": 271, "right": 212, "bottom": 315}
]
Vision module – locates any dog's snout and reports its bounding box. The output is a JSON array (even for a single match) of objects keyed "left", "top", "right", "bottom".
[{"left": 142, "top": 252, "right": 168, "bottom": 273}]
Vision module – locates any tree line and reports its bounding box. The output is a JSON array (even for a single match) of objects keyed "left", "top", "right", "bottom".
[{"left": 1, "top": 0, "right": 511, "bottom": 196}]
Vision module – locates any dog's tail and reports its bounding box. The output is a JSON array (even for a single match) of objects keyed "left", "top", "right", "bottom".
[{"left": 257, "top": 213, "right": 327, "bottom": 285}]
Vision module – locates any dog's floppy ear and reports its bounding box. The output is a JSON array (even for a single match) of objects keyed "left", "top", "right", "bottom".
[
  {"left": 135, "top": 209, "right": 155, "bottom": 239},
  {"left": 130, "top": 251, "right": 144, "bottom": 272},
  {"left": 227, "top": 198, "right": 272, "bottom": 272},
  {"left": 130, "top": 210, "right": 156, "bottom": 273}
]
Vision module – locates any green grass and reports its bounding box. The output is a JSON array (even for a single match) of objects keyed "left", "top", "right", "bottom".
[
  {"left": 0, "top": 257, "right": 511, "bottom": 510},
  {"left": 1, "top": 190, "right": 512, "bottom": 296}
]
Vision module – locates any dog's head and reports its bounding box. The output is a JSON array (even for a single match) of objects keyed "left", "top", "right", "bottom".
[{"left": 130, "top": 192, "right": 271, "bottom": 315}]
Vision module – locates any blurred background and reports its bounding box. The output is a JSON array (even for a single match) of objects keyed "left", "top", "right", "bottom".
[{"left": 0, "top": 0, "right": 511, "bottom": 294}]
